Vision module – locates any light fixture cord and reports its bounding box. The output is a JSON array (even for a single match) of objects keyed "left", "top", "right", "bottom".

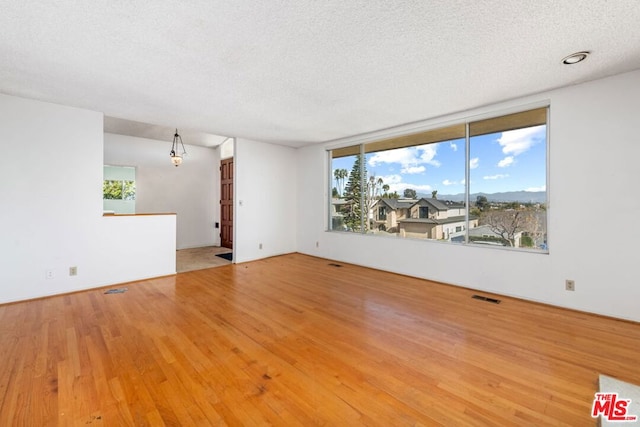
[{"left": 176, "top": 129, "right": 186, "bottom": 155}]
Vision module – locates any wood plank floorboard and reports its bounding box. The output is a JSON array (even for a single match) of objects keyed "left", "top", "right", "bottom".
[{"left": 1, "top": 253, "right": 639, "bottom": 426}]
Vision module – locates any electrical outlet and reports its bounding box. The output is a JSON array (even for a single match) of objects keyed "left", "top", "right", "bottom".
[
  {"left": 46, "top": 270, "right": 55, "bottom": 280},
  {"left": 565, "top": 279, "right": 575, "bottom": 291},
  {"left": 69, "top": 266, "right": 78, "bottom": 276},
  {"left": 316, "top": 241, "right": 319, "bottom": 248},
  {"left": 259, "top": 243, "right": 263, "bottom": 249}
]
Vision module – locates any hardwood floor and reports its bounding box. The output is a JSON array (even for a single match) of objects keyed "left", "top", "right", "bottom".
[{"left": 1, "top": 253, "right": 638, "bottom": 426}]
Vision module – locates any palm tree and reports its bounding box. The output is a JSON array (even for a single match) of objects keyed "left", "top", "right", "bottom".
[{"left": 334, "top": 168, "right": 348, "bottom": 197}]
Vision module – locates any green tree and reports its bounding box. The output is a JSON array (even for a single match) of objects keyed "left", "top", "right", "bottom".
[
  {"left": 122, "top": 180, "right": 135, "bottom": 200},
  {"left": 382, "top": 184, "right": 390, "bottom": 195},
  {"left": 476, "top": 195, "right": 489, "bottom": 211},
  {"left": 103, "top": 180, "right": 122, "bottom": 199},
  {"left": 343, "top": 155, "right": 386, "bottom": 232},
  {"left": 431, "top": 190, "right": 438, "bottom": 199},
  {"left": 333, "top": 168, "right": 348, "bottom": 197},
  {"left": 103, "top": 180, "right": 136, "bottom": 200},
  {"left": 403, "top": 188, "right": 417, "bottom": 199},
  {"left": 343, "top": 156, "right": 365, "bottom": 231}
]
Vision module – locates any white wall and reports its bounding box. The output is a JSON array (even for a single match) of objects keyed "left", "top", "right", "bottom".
[
  {"left": 296, "top": 70, "right": 640, "bottom": 322},
  {"left": 220, "top": 138, "right": 234, "bottom": 159},
  {"left": 4, "top": 71, "right": 639, "bottom": 320},
  {"left": 0, "top": 94, "right": 176, "bottom": 304},
  {"left": 235, "top": 138, "right": 297, "bottom": 263},
  {"left": 104, "top": 133, "right": 220, "bottom": 249}
]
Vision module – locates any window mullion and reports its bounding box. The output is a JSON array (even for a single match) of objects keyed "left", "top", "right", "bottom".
[
  {"left": 464, "top": 122, "right": 470, "bottom": 245},
  {"left": 360, "top": 144, "right": 365, "bottom": 233}
]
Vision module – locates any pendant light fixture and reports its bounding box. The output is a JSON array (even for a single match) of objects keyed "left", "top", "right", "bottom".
[{"left": 169, "top": 129, "right": 186, "bottom": 166}]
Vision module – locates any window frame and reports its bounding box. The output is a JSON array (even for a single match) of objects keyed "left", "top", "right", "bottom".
[
  {"left": 327, "top": 104, "right": 550, "bottom": 254},
  {"left": 378, "top": 206, "right": 387, "bottom": 221}
]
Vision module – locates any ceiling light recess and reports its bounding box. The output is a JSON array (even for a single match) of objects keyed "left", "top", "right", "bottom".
[{"left": 562, "top": 51, "right": 590, "bottom": 65}]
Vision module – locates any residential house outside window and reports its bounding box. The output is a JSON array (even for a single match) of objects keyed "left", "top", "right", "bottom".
[{"left": 329, "top": 106, "right": 548, "bottom": 252}]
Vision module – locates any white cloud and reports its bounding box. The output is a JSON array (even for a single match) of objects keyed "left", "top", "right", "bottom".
[
  {"left": 450, "top": 142, "right": 458, "bottom": 152},
  {"left": 469, "top": 157, "right": 479, "bottom": 169},
  {"left": 375, "top": 174, "right": 432, "bottom": 194},
  {"left": 442, "top": 179, "right": 457, "bottom": 186},
  {"left": 483, "top": 174, "right": 509, "bottom": 180},
  {"left": 402, "top": 166, "right": 426, "bottom": 174},
  {"left": 404, "top": 183, "right": 433, "bottom": 192},
  {"left": 368, "top": 145, "right": 440, "bottom": 175},
  {"left": 368, "top": 148, "right": 414, "bottom": 167},
  {"left": 498, "top": 156, "right": 514, "bottom": 168},
  {"left": 525, "top": 185, "right": 546, "bottom": 192},
  {"left": 418, "top": 145, "right": 440, "bottom": 166},
  {"left": 377, "top": 174, "right": 403, "bottom": 185},
  {"left": 498, "top": 125, "right": 545, "bottom": 156}
]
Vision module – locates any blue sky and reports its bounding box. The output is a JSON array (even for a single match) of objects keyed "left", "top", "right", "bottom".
[{"left": 332, "top": 125, "right": 546, "bottom": 196}]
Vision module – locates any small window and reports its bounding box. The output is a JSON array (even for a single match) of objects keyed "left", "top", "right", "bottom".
[
  {"left": 103, "top": 180, "right": 135, "bottom": 200},
  {"left": 419, "top": 206, "right": 429, "bottom": 219},
  {"left": 103, "top": 165, "right": 136, "bottom": 214}
]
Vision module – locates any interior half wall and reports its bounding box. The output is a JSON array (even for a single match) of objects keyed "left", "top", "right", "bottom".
[
  {"left": 104, "top": 133, "right": 220, "bottom": 249},
  {"left": 0, "top": 94, "right": 176, "bottom": 304}
]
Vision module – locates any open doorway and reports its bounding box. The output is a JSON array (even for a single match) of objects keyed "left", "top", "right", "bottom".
[{"left": 175, "top": 138, "right": 234, "bottom": 272}]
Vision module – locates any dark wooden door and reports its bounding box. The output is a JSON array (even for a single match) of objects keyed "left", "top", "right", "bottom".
[{"left": 220, "top": 158, "right": 233, "bottom": 249}]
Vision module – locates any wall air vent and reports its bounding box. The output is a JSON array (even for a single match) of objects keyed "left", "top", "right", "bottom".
[{"left": 472, "top": 294, "right": 501, "bottom": 304}]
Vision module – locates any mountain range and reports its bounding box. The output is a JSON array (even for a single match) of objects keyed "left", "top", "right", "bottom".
[{"left": 419, "top": 191, "right": 547, "bottom": 203}]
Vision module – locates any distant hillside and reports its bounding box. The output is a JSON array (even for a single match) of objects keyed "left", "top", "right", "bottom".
[{"left": 419, "top": 191, "right": 546, "bottom": 203}]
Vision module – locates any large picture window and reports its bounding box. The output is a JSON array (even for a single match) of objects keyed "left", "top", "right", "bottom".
[{"left": 329, "top": 107, "right": 548, "bottom": 252}]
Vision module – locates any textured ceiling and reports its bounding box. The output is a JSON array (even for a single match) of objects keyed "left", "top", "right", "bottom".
[
  {"left": 103, "top": 116, "right": 229, "bottom": 147},
  {"left": 1, "top": 1, "right": 640, "bottom": 147}
]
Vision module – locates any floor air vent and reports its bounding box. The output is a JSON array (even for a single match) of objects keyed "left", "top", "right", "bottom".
[
  {"left": 105, "top": 288, "right": 128, "bottom": 294},
  {"left": 328, "top": 263, "right": 343, "bottom": 267},
  {"left": 472, "top": 294, "right": 501, "bottom": 304}
]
